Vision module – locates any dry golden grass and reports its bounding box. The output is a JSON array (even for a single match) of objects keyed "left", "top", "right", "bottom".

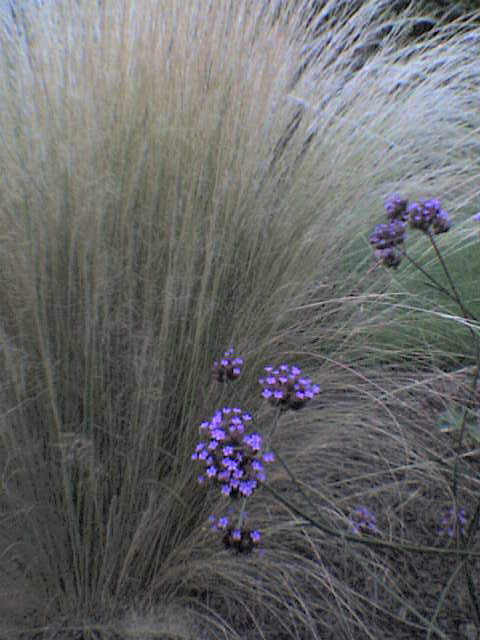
[{"left": 0, "top": 1, "right": 479, "bottom": 638}]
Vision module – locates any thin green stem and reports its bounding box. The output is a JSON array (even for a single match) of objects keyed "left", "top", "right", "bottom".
[
  {"left": 236, "top": 497, "right": 248, "bottom": 529},
  {"left": 452, "top": 333, "right": 480, "bottom": 498},
  {"left": 427, "top": 231, "right": 478, "bottom": 323},
  {"left": 424, "top": 231, "right": 480, "bottom": 623},
  {"left": 263, "top": 408, "right": 282, "bottom": 451},
  {"left": 400, "top": 249, "right": 461, "bottom": 306}
]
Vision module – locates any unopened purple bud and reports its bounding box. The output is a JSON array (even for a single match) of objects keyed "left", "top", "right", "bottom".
[
  {"left": 385, "top": 193, "right": 409, "bottom": 221},
  {"left": 250, "top": 530, "right": 261, "bottom": 543}
]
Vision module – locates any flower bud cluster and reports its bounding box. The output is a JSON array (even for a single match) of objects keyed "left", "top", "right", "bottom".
[
  {"left": 212, "top": 347, "right": 243, "bottom": 382},
  {"left": 259, "top": 364, "right": 320, "bottom": 411},
  {"left": 438, "top": 506, "right": 467, "bottom": 538},
  {"left": 408, "top": 198, "right": 451, "bottom": 234},
  {"left": 208, "top": 514, "right": 261, "bottom": 554},
  {"left": 369, "top": 219, "right": 406, "bottom": 269},
  {"left": 370, "top": 193, "right": 451, "bottom": 268},
  {"left": 385, "top": 193, "right": 409, "bottom": 222},
  {"left": 349, "top": 506, "right": 377, "bottom": 535},
  {"left": 192, "top": 407, "right": 275, "bottom": 498}
]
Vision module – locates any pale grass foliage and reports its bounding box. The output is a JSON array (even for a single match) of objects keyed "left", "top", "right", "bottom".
[{"left": 0, "top": 0, "right": 479, "bottom": 638}]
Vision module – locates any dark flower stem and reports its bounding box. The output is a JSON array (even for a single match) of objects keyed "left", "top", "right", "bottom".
[
  {"left": 426, "top": 231, "right": 478, "bottom": 323},
  {"left": 263, "top": 408, "right": 281, "bottom": 450},
  {"left": 400, "top": 248, "right": 478, "bottom": 322},
  {"left": 425, "top": 231, "right": 480, "bottom": 622}
]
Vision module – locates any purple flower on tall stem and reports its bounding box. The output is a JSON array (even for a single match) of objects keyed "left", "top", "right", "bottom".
[
  {"left": 349, "top": 506, "right": 376, "bottom": 535},
  {"left": 259, "top": 364, "right": 320, "bottom": 411},
  {"left": 438, "top": 506, "right": 467, "bottom": 538},
  {"left": 192, "top": 407, "right": 274, "bottom": 498},
  {"left": 385, "top": 193, "right": 409, "bottom": 222},
  {"left": 212, "top": 347, "right": 244, "bottom": 382},
  {"left": 408, "top": 198, "right": 451, "bottom": 234},
  {"left": 208, "top": 514, "right": 262, "bottom": 554},
  {"left": 370, "top": 193, "right": 451, "bottom": 268}
]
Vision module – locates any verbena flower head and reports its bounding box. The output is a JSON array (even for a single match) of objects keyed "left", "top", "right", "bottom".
[
  {"left": 438, "top": 506, "right": 467, "bottom": 538},
  {"left": 385, "top": 193, "right": 409, "bottom": 222},
  {"left": 371, "top": 193, "right": 451, "bottom": 269},
  {"left": 408, "top": 198, "right": 450, "bottom": 234},
  {"left": 369, "top": 219, "right": 406, "bottom": 269},
  {"left": 212, "top": 347, "right": 243, "bottom": 382},
  {"left": 208, "top": 514, "right": 262, "bottom": 554},
  {"left": 349, "top": 506, "right": 376, "bottom": 535},
  {"left": 192, "top": 407, "right": 274, "bottom": 498},
  {"left": 374, "top": 247, "right": 402, "bottom": 269},
  {"left": 259, "top": 364, "right": 320, "bottom": 411},
  {"left": 369, "top": 220, "right": 406, "bottom": 250}
]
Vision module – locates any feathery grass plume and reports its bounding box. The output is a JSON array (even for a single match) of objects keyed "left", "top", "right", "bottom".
[{"left": 0, "top": 0, "right": 479, "bottom": 637}]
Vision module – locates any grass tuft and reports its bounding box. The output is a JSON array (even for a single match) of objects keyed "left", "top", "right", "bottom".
[{"left": 0, "top": 0, "right": 479, "bottom": 638}]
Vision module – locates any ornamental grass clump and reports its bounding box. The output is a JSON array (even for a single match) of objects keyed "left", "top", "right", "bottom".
[{"left": 1, "top": 0, "right": 480, "bottom": 637}]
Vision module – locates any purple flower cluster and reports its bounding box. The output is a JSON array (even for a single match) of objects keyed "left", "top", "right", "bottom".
[
  {"left": 212, "top": 347, "right": 243, "bottom": 382},
  {"left": 385, "top": 193, "right": 409, "bottom": 222},
  {"left": 349, "top": 506, "right": 377, "bottom": 535},
  {"left": 408, "top": 198, "right": 451, "bottom": 234},
  {"left": 438, "top": 506, "right": 467, "bottom": 538},
  {"left": 259, "top": 364, "right": 320, "bottom": 411},
  {"left": 369, "top": 196, "right": 408, "bottom": 269},
  {"left": 370, "top": 193, "right": 451, "bottom": 269},
  {"left": 369, "top": 220, "right": 406, "bottom": 268},
  {"left": 192, "top": 407, "right": 275, "bottom": 498},
  {"left": 208, "top": 514, "right": 261, "bottom": 554}
]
